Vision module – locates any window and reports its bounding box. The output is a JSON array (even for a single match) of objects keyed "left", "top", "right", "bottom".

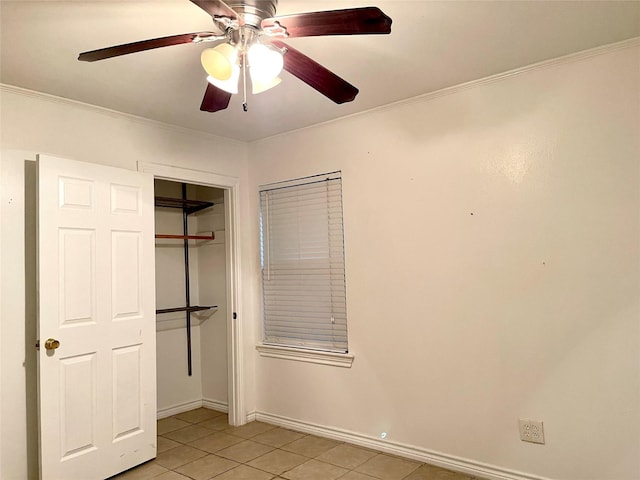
[{"left": 259, "top": 172, "right": 348, "bottom": 354}]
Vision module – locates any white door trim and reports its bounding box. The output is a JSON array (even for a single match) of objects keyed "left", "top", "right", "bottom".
[{"left": 137, "top": 162, "right": 245, "bottom": 427}]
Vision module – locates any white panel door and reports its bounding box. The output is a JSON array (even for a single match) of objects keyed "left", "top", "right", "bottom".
[{"left": 37, "top": 154, "right": 156, "bottom": 480}]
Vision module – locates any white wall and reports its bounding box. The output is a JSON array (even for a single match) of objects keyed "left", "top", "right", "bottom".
[
  {"left": 0, "top": 150, "right": 38, "bottom": 480},
  {"left": 155, "top": 180, "right": 204, "bottom": 412},
  {"left": 248, "top": 45, "right": 640, "bottom": 480},
  {"left": 0, "top": 88, "right": 253, "bottom": 480},
  {"left": 194, "top": 187, "right": 229, "bottom": 407}
]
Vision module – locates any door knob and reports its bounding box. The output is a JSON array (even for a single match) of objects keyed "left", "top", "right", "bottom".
[{"left": 44, "top": 338, "right": 60, "bottom": 350}]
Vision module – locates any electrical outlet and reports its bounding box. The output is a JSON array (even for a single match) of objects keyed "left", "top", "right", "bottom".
[{"left": 519, "top": 419, "right": 545, "bottom": 444}]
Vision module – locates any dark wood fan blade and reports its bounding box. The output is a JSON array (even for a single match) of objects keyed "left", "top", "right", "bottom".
[
  {"left": 189, "top": 0, "right": 237, "bottom": 19},
  {"left": 78, "top": 32, "right": 218, "bottom": 62},
  {"left": 272, "top": 41, "right": 358, "bottom": 104},
  {"left": 200, "top": 83, "right": 232, "bottom": 112},
  {"left": 263, "top": 7, "right": 392, "bottom": 38}
]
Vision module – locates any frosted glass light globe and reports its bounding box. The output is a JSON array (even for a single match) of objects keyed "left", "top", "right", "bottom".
[
  {"left": 201, "top": 43, "right": 238, "bottom": 81},
  {"left": 248, "top": 44, "right": 284, "bottom": 84}
]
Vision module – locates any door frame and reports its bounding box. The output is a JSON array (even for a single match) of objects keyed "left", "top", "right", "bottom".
[{"left": 137, "top": 162, "right": 245, "bottom": 426}]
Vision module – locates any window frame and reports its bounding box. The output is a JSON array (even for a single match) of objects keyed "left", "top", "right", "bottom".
[{"left": 256, "top": 172, "right": 353, "bottom": 367}]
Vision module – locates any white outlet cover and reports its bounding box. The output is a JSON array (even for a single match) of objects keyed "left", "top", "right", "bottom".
[{"left": 519, "top": 419, "right": 545, "bottom": 444}]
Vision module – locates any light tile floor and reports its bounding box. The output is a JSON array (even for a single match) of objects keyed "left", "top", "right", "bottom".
[{"left": 111, "top": 408, "right": 481, "bottom": 480}]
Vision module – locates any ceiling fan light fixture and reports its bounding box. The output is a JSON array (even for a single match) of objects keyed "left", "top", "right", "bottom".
[
  {"left": 252, "top": 76, "right": 282, "bottom": 94},
  {"left": 201, "top": 43, "right": 238, "bottom": 81},
  {"left": 206, "top": 63, "right": 240, "bottom": 94},
  {"left": 248, "top": 43, "right": 284, "bottom": 84}
]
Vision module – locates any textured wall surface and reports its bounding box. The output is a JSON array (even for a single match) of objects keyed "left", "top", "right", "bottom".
[{"left": 249, "top": 45, "right": 640, "bottom": 480}]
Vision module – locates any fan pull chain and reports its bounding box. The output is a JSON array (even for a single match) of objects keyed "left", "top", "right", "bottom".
[{"left": 242, "top": 54, "right": 248, "bottom": 112}]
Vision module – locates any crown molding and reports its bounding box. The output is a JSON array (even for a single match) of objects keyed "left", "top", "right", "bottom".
[
  {"left": 253, "top": 36, "right": 640, "bottom": 144},
  {"left": 0, "top": 83, "right": 246, "bottom": 147},
  {"left": 2, "top": 36, "right": 638, "bottom": 146}
]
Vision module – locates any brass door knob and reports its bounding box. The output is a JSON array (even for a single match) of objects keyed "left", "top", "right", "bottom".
[{"left": 44, "top": 338, "right": 60, "bottom": 350}]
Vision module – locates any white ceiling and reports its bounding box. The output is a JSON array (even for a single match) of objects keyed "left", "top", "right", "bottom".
[{"left": 2, "top": 1, "right": 639, "bottom": 142}]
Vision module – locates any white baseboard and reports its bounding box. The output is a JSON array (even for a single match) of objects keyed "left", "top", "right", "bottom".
[
  {"left": 157, "top": 398, "right": 229, "bottom": 419},
  {"left": 255, "top": 412, "right": 551, "bottom": 480},
  {"left": 202, "top": 398, "right": 229, "bottom": 413},
  {"left": 157, "top": 400, "right": 203, "bottom": 419},
  {"left": 157, "top": 398, "right": 260, "bottom": 424}
]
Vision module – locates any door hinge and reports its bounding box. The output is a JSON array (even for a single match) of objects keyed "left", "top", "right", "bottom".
[{"left": 233, "top": 312, "right": 237, "bottom": 320}]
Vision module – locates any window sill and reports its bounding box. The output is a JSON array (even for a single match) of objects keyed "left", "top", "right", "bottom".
[{"left": 255, "top": 344, "right": 355, "bottom": 368}]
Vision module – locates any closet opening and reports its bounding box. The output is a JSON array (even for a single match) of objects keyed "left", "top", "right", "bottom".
[
  {"left": 154, "top": 178, "right": 229, "bottom": 418},
  {"left": 138, "top": 159, "right": 247, "bottom": 426}
]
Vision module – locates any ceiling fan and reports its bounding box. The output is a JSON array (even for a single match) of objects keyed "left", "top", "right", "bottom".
[{"left": 78, "top": 0, "right": 392, "bottom": 112}]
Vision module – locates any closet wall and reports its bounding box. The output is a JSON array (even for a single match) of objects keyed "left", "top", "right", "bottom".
[{"left": 155, "top": 179, "right": 228, "bottom": 415}]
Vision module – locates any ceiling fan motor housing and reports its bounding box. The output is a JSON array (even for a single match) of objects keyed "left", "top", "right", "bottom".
[{"left": 228, "top": 0, "right": 278, "bottom": 28}]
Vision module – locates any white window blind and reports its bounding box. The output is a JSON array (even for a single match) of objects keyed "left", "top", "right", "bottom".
[{"left": 259, "top": 172, "right": 348, "bottom": 353}]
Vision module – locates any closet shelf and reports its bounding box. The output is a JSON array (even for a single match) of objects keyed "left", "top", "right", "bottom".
[
  {"left": 154, "top": 196, "right": 214, "bottom": 214},
  {"left": 155, "top": 233, "right": 215, "bottom": 240},
  {"left": 156, "top": 306, "right": 218, "bottom": 314},
  {"left": 154, "top": 188, "right": 216, "bottom": 376}
]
